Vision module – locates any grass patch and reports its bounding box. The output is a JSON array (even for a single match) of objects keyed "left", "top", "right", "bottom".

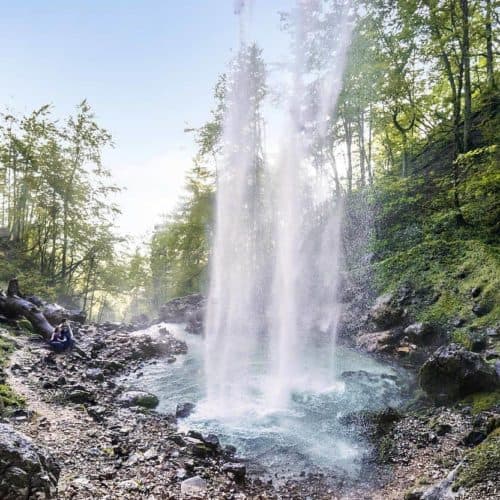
[
  {"left": 454, "top": 428, "right": 500, "bottom": 489},
  {"left": 461, "top": 390, "right": 500, "bottom": 414}
]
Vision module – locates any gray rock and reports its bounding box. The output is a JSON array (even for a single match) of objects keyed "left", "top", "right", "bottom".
[
  {"left": 404, "top": 322, "right": 433, "bottom": 343},
  {"left": 117, "top": 390, "right": 159, "bottom": 409},
  {"left": 369, "top": 293, "right": 404, "bottom": 328},
  {"left": 159, "top": 293, "right": 205, "bottom": 323},
  {"left": 66, "top": 388, "right": 95, "bottom": 404},
  {"left": 85, "top": 368, "right": 105, "bottom": 381},
  {"left": 419, "top": 344, "right": 499, "bottom": 402},
  {"left": 222, "top": 462, "right": 246, "bottom": 481},
  {"left": 0, "top": 423, "right": 60, "bottom": 499},
  {"left": 472, "top": 301, "right": 492, "bottom": 317},
  {"left": 356, "top": 330, "right": 397, "bottom": 353},
  {"left": 180, "top": 475, "right": 207, "bottom": 496},
  {"left": 176, "top": 402, "right": 195, "bottom": 418}
]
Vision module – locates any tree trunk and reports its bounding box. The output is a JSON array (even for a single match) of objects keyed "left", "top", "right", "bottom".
[
  {"left": 461, "top": 0, "right": 472, "bottom": 152},
  {"left": 0, "top": 278, "right": 85, "bottom": 339},
  {"left": 485, "top": 0, "right": 495, "bottom": 89}
]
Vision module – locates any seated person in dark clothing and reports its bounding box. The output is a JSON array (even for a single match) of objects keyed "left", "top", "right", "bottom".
[{"left": 49, "top": 319, "right": 74, "bottom": 351}]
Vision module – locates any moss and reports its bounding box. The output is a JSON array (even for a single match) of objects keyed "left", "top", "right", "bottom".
[
  {"left": 0, "top": 334, "right": 15, "bottom": 364},
  {"left": 373, "top": 239, "right": 500, "bottom": 332},
  {"left": 16, "top": 318, "right": 34, "bottom": 333},
  {"left": 0, "top": 384, "right": 24, "bottom": 409},
  {"left": 0, "top": 329, "right": 24, "bottom": 413},
  {"left": 451, "top": 328, "right": 472, "bottom": 349},
  {"left": 454, "top": 428, "right": 500, "bottom": 489},
  {"left": 461, "top": 390, "right": 500, "bottom": 414}
]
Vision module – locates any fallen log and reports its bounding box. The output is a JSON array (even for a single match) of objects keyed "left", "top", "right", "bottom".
[
  {"left": 1, "top": 278, "right": 86, "bottom": 338},
  {"left": 0, "top": 295, "right": 54, "bottom": 340}
]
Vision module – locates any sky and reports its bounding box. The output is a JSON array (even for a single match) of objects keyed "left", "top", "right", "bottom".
[{"left": 0, "top": 0, "right": 293, "bottom": 243}]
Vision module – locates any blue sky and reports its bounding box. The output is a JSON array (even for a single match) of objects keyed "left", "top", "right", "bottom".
[{"left": 0, "top": 0, "right": 292, "bottom": 241}]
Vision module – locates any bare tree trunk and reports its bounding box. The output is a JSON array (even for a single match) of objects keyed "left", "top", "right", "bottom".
[
  {"left": 343, "top": 115, "right": 353, "bottom": 193},
  {"left": 485, "top": 0, "right": 496, "bottom": 89},
  {"left": 461, "top": 0, "right": 472, "bottom": 152}
]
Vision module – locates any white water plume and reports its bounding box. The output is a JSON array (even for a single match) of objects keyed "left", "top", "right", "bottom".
[{"left": 204, "top": 0, "right": 354, "bottom": 416}]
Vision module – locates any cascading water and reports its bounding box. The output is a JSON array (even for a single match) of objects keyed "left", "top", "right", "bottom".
[
  {"left": 205, "top": 0, "right": 354, "bottom": 414},
  {"left": 126, "top": 0, "right": 409, "bottom": 479}
]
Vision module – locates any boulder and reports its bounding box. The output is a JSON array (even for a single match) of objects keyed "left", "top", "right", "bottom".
[
  {"left": 356, "top": 330, "right": 397, "bottom": 353},
  {"left": 176, "top": 402, "right": 195, "bottom": 418},
  {"left": 472, "top": 301, "right": 492, "bottom": 317},
  {"left": 222, "top": 462, "right": 246, "bottom": 481},
  {"left": 180, "top": 476, "right": 207, "bottom": 496},
  {"left": 369, "top": 293, "right": 404, "bottom": 329},
  {"left": 0, "top": 423, "right": 60, "bottom": 499},
  {"left": 403, "top": 322, "right": 434, "bottom": 344},
  {"left": 117, "top": 390, "right": 159, "bottom": 409},
  {"left": 159, "top": 294, "right": 205, "bottom": 323},
  {"left": 185, "top": 307, "right": 205, "bottom": 335},
  {"left": 419, "top": 344, "right": 499, "bottom": 402}
]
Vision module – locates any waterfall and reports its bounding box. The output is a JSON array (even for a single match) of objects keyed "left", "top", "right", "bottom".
[{"left": 204, "top": 0, "right": 353, "bottom": 416}]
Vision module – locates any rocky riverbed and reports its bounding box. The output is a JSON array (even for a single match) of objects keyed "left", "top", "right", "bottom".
[{"left": 0, "top": 319, "right": 499, "bottom": 499}]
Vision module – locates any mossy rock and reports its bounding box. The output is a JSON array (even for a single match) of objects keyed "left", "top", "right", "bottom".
[
  {"left": 453, "top": 428, "right": 500, "bottom": 489},
  {"left": 374, "top": 240, "right": 500, "bottom": 341}
]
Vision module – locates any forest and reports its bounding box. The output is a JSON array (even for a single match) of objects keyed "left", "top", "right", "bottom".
[
  {"left": 1, "top": 0, "right": 497, "bottom": 322},
  {"left": 0, "top": 1, "right": 498, "bottom": 498}
]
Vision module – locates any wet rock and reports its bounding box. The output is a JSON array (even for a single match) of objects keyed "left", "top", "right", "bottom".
[
  {"left": 222, "top": 462, "right": 246, "bottom": 481},
  {"left": 86, "top": 368, "right": 105, "bottom": 381},
  {"left": 66, "top": 388, "right": 95, "bottom": 404},
  {"left": 185, "top": 307, "right": 205, "bottom": 335},
  {"left": 434, "top": 423, "right": 452, "bottom": 436},
  {"left": 470, "top": 333, "right": 487, "bottom": 353},
  {"left": 404, "top": 490, "right": 424, "bottom": 500},
  {"left": 369, "top": 293, "right": 404, "bottom": 329},
  {"left": 176, "top": 402, "right": 196, "bottom": 418},
  {"left": 419, "top": 344, "right": 499, "bottom": 402},
  {"left": 452, "top": 317, "right": 466, "bottom": 328},
  {"left": 118, "top": 479, "right": 139, "bottom": 491},
  {"left": 203, "top": 433, "right": 220, "bottom": 450},
  {"left": 117, "top": 390, "right": 159, "bottom": 409},
  {"left": 87, "top": 405, "right": 107, "bottom": 422},
  {"left": 181, "top": 475, "right": 207, "bottom": 496},
  {"left": 144, "top": 447, "right": 158, "bottom": 460},
  {"left": 461, "top": 429, "right": 487, "bottom": 447},
  {"left": 224, "top": 444, "right": 237, "bottom": 457},
  {"left": 101, "top": 360, "right": 125, "bottom": 373},
  {"left": 0, "top": 423, "right": 60, "bottom": 499},
  {"left": 356, "top": 330, "right": 398, "bottom": 353},
  {"left": 486, "top": 326, "right": 499, "bottom": 338},
  {"left": 471, "top": 286, "right": 482, "bottom": 298},
  {"left": 403, "top": 322, "right": 434, "bottom": 344},
  {"left": 472, "top": 301, "right": 492, "bottom": 317}
]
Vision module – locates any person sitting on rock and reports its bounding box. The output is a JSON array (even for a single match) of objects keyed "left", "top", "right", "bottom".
[{"left": 49, "top": 319, "right": 74, "bottom": 351}]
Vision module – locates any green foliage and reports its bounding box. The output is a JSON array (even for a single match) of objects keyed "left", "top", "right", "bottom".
[
  {"left": 150, "top": 165, "right": 213, "bottom": 305},
  {"left": 0, "top": 102, "right": 125, "bottom": 319},
  {"left": 0, "top": 331, "right": 24, "bottom": 412}
]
